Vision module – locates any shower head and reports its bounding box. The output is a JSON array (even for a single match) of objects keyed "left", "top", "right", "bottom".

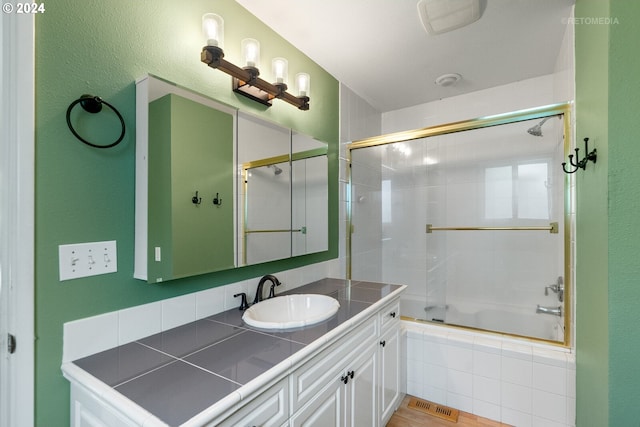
[
  {"left": 527, "top": 117, "right": 552, "bottom": 137},
  {"left": 268, "top": 164, "right": 283, "bottom": 175}
]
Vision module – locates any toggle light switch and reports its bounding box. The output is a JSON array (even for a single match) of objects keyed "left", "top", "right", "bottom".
[{"left": 59, "top": 240, "right": 117, "bottom": 281}]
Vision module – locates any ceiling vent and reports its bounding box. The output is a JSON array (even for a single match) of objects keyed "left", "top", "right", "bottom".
[
  {"left": 435, "top": 73, "right": 462, "bottom": 87},
  {"left": 417, "top": 0, "right": 481, "bottom": 35}
]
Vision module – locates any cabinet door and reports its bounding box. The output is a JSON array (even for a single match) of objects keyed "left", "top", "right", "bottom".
[
  {"left": 217, "top": 378, "right": 288, "bottom": 427},
  {"left": 379, "top": 325, "right": 402, "bottom": 424},
  {"left": 346, "top": 344, "right": 378, "bottom": 427},
  {"left": 290, "top": 317, "right": 377, "bottom": 412},
  {"left": 71, "top": 386, "right": 138, "bottom": 427},
  {"left": 290, "top": 378, "right": 345, "bottom": 427},
  {"left": 147, "top": 93, "right": 235, "bottom": 282}
]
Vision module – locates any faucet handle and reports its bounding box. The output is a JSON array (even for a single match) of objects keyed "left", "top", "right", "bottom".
[
  {"left": 268, "top": 279, "right": 282, "bottom": 299},
  {"left": 233, "top": 292, "right": 250, "bottom": 311}
]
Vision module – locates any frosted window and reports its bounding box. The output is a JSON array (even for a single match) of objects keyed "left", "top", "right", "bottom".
[{"left": 517, "top": 163, "right": 549, "bottom": 219}]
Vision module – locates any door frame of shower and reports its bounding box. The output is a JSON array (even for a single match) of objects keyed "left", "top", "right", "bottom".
[{"left": 345, "top": 102, "right": 573, "bottom": 347}]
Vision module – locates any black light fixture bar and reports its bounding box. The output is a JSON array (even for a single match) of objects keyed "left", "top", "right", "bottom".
[{"left": 201, "top": 45, "right": 309, "bottom": 111}]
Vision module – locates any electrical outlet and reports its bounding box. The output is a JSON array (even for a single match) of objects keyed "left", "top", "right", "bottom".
[{"left": 59, "top": 240, "right": 117, "bottom": 281}]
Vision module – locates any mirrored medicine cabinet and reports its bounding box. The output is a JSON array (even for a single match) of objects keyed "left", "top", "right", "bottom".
[{"left": 134, "top": 75, "right": 328, "bottom": 283}]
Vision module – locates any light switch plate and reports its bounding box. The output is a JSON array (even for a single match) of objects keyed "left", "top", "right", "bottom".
[{"left": 59, "top": 240, "right": 117, "bottom": 281}]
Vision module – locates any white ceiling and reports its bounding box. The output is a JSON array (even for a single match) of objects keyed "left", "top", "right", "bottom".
[{"left": 235, "top": 0, "right": 575, "bottom": 113}]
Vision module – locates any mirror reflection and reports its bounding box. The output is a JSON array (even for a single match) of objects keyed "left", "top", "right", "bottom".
[
  {"left": 238, "top": 112, "right": 292, "bottom": 265},
  {"left": 135, "top": 75, "right": 329, "bottom": 282},
  {"left": 291, "top": 132, "right": 329, "bottom": 256}
]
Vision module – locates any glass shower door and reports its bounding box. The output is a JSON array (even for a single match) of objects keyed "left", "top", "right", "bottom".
[{"left": 349, "top": 110, "right": 569, "bottom": 343}]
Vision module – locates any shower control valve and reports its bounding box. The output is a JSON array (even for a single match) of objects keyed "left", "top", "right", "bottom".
[{"left": 544, "top": 276, "right": 564, "bottom": 302}]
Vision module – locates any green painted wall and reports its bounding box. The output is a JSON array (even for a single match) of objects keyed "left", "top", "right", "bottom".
[
  {"left": 35, "top": 1, "right": 338, "bottom": 424},
  {"left": 576, "top": 1, "right": 640, "bottom": 426},
  {"left": 574, "top": 1, "right": 610, "bottom": 426},
  {"left": 607, "top": 2, "right": 640, "bottom": 425}
]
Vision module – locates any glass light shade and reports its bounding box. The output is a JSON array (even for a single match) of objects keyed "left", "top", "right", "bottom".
[
  {"left": 272, "top": 58, "right": 289, "bottom": 84},
  {"left": 296, "top": 73, "right": 310, "bottom": 97},
  {"left": 241, "top": 38, "right": 261, "bottom": 68},
  {"left": 202, "top": 13, "right": 224, "bottom": 47}
]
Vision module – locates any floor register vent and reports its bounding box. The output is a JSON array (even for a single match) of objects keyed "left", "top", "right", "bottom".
[{"left": 407, "top": 397, "right": 460, "bottom": 423}]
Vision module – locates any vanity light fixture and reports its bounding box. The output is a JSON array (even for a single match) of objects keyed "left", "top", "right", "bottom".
[{"left": 200, "top": 13, "right": 310, "bottom": 110}]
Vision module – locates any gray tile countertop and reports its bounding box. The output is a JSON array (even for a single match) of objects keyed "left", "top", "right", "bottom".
[{"left": 72, "top": 278, "right": 403, "bottom": 426}]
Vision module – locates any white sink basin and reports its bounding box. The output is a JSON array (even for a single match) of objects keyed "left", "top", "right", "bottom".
[{"left": 242, "top": 294, "right": 340, "bottom": 330}]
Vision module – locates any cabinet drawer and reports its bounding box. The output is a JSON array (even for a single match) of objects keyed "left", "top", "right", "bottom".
[
  {"left": 290, "top": 316, "right": 377, "bottom": 412},
  {"left": 216, "top": 378, "right": 289, "bottom": 427},
  {"left": 379, "top": 299, "right": 400, "bottom": 331}
]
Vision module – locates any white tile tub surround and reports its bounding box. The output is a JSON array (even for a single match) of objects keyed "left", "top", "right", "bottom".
[
  {"left": 405, "top": 321, "right": 576, "bottom": 427},
  {"left": 62, "top": 260, "right": 339, "bottom": 363}
]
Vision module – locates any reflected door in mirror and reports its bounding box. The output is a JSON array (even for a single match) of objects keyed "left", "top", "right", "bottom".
[
  {"left": 238, "top": 113, "right": 292, "bottom": 265},
  {"left": 292, "top": 155, "right": 328, "bottom": 256},
  {"left": 148, "top": 94, "right": 234, "bottom": 281}
]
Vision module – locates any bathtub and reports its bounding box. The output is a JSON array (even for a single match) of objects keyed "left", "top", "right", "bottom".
[
  {"left": 403, "top": 319, "right": 576, "bottom": 426},
  {"left": 400, "top": 297, "right": 565, "bottom": 342}
]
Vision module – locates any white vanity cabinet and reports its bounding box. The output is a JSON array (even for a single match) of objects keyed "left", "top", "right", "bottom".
[
  {"left": 290, "top": 342, "right": 378, "bottom": 427},
  {"left": 289, "top": 370, "right": 344, "bottom": 426},
  {"left": 215, "top": 378, "right": 289, "bottom": 427},
  {"left": 64, "top": 290, "right": 405, "bottom": 427},
  {"left": 288, "top": 298, "right": 402, "bottom": 427},
  {"left": 289, "top": 316, "right": 377, "bottom": 412},
  {"left": 344, "top": 341, "right": 378, "bottom": 426},
  {"left": 71, "top": 383, "right": 139, "bottom": 427},
  {"left": 378, "top": 300, "right": 402, "bottom": 425},
  {"left": 289, "top": 316, "right": 379, "bottom": 427}
]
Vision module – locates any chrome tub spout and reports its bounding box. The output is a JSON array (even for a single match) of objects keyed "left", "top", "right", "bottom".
[{"left": 536, "top": 304, "right": 562, "bottom": 317}]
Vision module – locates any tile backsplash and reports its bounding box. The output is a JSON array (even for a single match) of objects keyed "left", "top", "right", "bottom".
[{"left": 63, "top": 259, "right": 341, "bottom": 363}]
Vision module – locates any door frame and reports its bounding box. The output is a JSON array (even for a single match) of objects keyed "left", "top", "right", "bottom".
[{"left": 0, "top": 10, "right": 35, "bottom": 427}]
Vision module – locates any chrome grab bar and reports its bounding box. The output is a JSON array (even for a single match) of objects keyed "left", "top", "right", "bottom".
[{"left": 245, "top": 228, "right": 303, "bottom": 234}]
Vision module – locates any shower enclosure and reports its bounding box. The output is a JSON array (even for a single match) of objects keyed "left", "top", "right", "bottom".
[{"left": 348, "top": 104, "right": 571, "bottom": 344}]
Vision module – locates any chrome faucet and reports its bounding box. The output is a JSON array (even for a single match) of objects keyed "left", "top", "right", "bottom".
[
  {"left": 545, "top": 276, "right": 564, "bottom": 302},
  {"left": 253, "top": 274, "right": 281, "bottom": 305},
  {"left": 536, "top": 304, "right": 562, "bottom": 317}
]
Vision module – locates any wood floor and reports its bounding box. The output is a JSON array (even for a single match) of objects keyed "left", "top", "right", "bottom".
[{"left": 386, "top": 395, "right": 513, "bottom": 427}]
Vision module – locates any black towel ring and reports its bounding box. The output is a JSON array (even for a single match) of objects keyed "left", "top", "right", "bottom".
[{"left": 66, "top": 94, "right": 126, "bottom": 149}]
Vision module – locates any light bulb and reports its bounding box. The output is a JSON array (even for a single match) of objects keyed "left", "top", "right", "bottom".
[
  {"left": 241, "top": 38, "right": 260, "bottom": 68},
  {"left": 296, "top": 73, "right": 310, "bottom": 97},
  {"left": 272, "top": 58, "right": 288, "bottom": 84},
  {"left": 202, "top": 13, "right": 224, "bottom": 47}
]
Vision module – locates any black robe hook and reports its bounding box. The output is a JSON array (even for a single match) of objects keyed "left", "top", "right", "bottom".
[
  {"left": 562, "top": 137, "right": 597, "bottom": 174},
  {"left": 192, "top": 191, "right": 202, "bottom": 205}
]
